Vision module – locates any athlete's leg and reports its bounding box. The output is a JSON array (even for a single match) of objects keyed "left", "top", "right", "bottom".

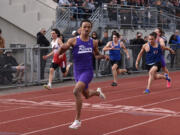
[
  {"left": 162, "top": 66, "right": 169, "bottom": 75},
  {"left": 117, "top": 69, "right": 127, "bottom": 74},
  {"left": 154, "top": 73, "right": 166, "bottom": 80},
  {"left": 162, "top": 66, "right": 171, "bottom": 87},
  {"left": 48, "top": 68, "right": 54, "bottom": 85},
  {"left": 112, "top": 64, "right": 118, "bottom": 83},
  {"left": 44, "top": 67, "right": 55, "bottom": 90},
  {"left": 73, "top": 81, "right": 85, "bottom": 121},
  {"left": 69, "top": 81, "right": 84, "bottom": 129},
  {"left": 62, "top": 62, "right": 72, "bottom": 77},
  {"left": 82, "top": 88, "right": 99, "bottom": 99},
  {"left": 146, "top": 66, "right": 158, "bottom": 90}
]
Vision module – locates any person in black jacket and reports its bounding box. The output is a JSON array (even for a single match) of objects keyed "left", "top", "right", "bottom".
[
  {"left": 130, "top": 32, "right": 146, "bottom": 70},
  {"left": 1, "top": 50, "right": 25, "bottom": 84},
  {"left": 37, "top": 28, "right": 50, "bottom": 79}
]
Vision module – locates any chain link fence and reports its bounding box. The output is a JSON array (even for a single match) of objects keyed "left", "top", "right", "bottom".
[{"left": 0, "top": 44, "right": 180, "bottom": 89}]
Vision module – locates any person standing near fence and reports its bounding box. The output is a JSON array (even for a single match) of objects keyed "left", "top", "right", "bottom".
[
  {"left": 58, "top": 19, "right": 109, "bottom": 129},
  {"left": 103, "top": 32, "right": 130, "bottom": 86},
  {"left": 136, "top": 32, "right": 172, "bottom": 94},
  {"left": 43, "top": 28, "right": 71, "bottom": 90},
  {"left": 0, "top": 28, "right": 5, "bottom": 55},
  {"left": 174, "top": 30, "right": 180, "bottom": 67},
  {"left": 37, "top": 28, "right": 50, "bottom": 80}
]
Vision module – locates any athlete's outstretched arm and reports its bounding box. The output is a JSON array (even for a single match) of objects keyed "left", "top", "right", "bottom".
[
  {"left": 136, "top": 44, "right": 146, "bottom": 69},
  {"left": 161, "top": 45, "right": 175, "bottom": 54},
  {"left": 159, "top": 38, "right": 175, "bottom": 54},
  {"left": 93, "top": 40, "right": 109, "bottom": 60},
  {"left": 43, "top": 50, "right": 54, "bottom": 60},
  {"left": 58, "top": 37, "right": 75, "bottom": 55},
  {"left": 103, "top": 41, "right": 113, "bottom": 51}
]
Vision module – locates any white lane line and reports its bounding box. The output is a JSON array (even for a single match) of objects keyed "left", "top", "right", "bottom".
[
  {"left": 0, "top": 81, "right": 178, "bottom": 113},
  {"left": 20, "top": 111, "right": 123, "bottom": 135},
  {"left": 103, "top": 115, "right": 172, "bottom": 135},
  {"left": 0, "top": 86, "right": 179, "bottom": 125},
  {"left": 19, "top": 96, "right": 180, "bottom": 135},
  {"left": 0, "top": 108, "right": 74, "bottom": 125}
]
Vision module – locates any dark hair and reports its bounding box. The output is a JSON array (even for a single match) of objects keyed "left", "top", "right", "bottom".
[
  {"left": 112, "top": 32, "right": 120, "bottom": 38},
  {"left": 52, "top": 28, "right": 61, "bottom": 37},
  {"left": 0, "top": 29, "right": 1, "bottom": 34},
  {"left": 157, "top": 27, "right": 164, "bottom": 36},
  {"left": 149, "top": 32, "right": 157, "bottom": 39},
  {"left": 80, "top": 19, "right": 92, "bottom": 27},
  {"left": 169, "top": 34, "right": 177, "bottom": 44}
]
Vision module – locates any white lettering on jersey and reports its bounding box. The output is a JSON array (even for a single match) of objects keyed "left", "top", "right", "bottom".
[{"left": 78, "top": 45, "right": 92, "bottom": 54}]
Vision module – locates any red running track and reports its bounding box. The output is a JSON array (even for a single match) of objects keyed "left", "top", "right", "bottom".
[{"left": 0, "top": 71, "right": 180, "bottom": 135}]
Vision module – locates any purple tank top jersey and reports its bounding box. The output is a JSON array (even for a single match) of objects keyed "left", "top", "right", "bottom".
[{"left": 72, "top": 36, "right": 94, "bottom": 71}]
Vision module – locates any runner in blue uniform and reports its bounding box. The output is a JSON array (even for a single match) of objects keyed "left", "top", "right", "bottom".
[
  {"left": 58, "top": 20, "right": 109, "bottom": 129},
  {"left": 136, "top": 32, "right": 172, "bottom": 94},
  {"left": 103, "top": 32, "right": 130, "bottom": 86}
]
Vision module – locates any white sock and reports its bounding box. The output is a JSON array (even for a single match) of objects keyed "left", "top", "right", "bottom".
[{"left": 48, "top": 83, "right": 52, "bottom": 87}]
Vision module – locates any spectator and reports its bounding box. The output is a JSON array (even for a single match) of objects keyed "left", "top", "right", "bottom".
[
  {"left": 37, "top": 28, "right": 50, "bottom": 79},
  {"left": 58, "top": 0, "right": 71, "bottom": 7},
  {"left": 130, "top": 32, "right": 146, "bottom": 70},
  {"left": 74, "top": 0, "right": 84, "bottom": 19},
  {"left": 82, "top": 0, "right": 95, "bottom": 18},
  {"left": 175, "top": 30, "right": 180, "bottom": 66},
  {"left": 169, "top": 34, "right": 177, "bottom": 68},
  {"left": 3, "top": 49, "right": 25, "bottom": 84},
  {"left": 91, "top": 31, "right": 102, "bottom": 49},
  {"left": 91, "top": 31, "right": 102, "bottom": 70},
  {"left": 108, "top": 0, "right": 118, "bottom": 21},
  {"left": 144, "top": 36, "right": 148, "bottom": 43},
  {"left": 72, "top": 30, "right": 77, "bottom": 37},
  {"left": 52, "top": 0, "right": 59, "bottom": 3},
  {"left": 0, "top": 29, "right": 5, "bottom": 55},
  {"left": 101, "top": 31, "right": 110, "bottom": 50}
]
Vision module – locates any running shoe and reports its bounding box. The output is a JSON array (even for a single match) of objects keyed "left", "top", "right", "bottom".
[
  {"left": 165, "top": 73, "right": 171, "bottom": 88},
  {"left": 144, "top": 89, "right": 150, "bottom": 94},
  {"left": 43, "top": 84, "right": 52, "bottom": 90},
  {"left": 126, "top": 68, "right": 131, "bottom": 74},
  {"left": 111, "top": 82, "right": 117, "bottom": 86},
  {"left": 97, "top": 88, "right": 106, "bottom": 99},
  {"left": 69, "top": 120, "right": 81, "bottom": 129}
]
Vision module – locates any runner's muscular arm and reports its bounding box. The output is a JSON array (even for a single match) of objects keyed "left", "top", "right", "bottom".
[
  {"left": 58, "top": 37, "right": 76, "bottom": 55},
  {"left": 43, "top": 50, "right": 54, "bottom": 60},
  {"left": 120, "top": 41, "right": 130, "bottom": 59},
  {"left": 136, "top": 44, "right": 146, "bottom": 69},
  {"left": 159, "top": 38, "right": 175, "bottom": 54},
  {"left": 93, "top": 40, "right": 109, "bottom": 60},
  {"left": 103, "top": 41, "right": 113, "bottom": 51}
]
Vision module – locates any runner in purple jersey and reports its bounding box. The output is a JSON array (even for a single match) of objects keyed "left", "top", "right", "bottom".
[
  {"left": 58, "top": 20, "right": 109, "bottom": 129},
  {"left": 154, "top": 28, "right": 175, "bottom": 87}
]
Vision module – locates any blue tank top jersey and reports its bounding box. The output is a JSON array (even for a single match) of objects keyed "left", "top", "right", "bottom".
[
  {"left": 72, "top": 36, "right": 94, "bottom": 71},
  {"left": 109, "top": 41, "right": 121, "bottom": 61},
  {"left": 146, "top": 43, "right": 162, "bottom": 65}
]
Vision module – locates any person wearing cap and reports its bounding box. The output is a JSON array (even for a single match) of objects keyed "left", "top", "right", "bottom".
[
  {"left": 0, "top": 29, "right": 5, "bottom": 55},
  {"left": 72, "top": 30, "right": 77, "bottom": 37},
  {"left": 3, "top": 50, "right": 25, "bottom": 83}
]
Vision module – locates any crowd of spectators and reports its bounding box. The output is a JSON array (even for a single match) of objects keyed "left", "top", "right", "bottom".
[
  {"left": 53, "top": 0, "right": 180, "bottom": 8},
  {"left": 53, "top": 0, "right": 180, "bottom": 25}
]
